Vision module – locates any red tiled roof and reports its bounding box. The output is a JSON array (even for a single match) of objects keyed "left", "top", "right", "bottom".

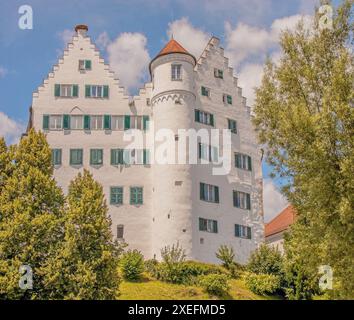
[
  {"left": 158, "top": 39, "right": 189, "bottom": 56},
  {"left": 265, "top": 205, "right": 296, "bottom": 237}
]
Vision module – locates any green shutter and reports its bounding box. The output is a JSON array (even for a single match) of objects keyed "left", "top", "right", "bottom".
[
  {"left": 43, "top": 115, "right": 49, "bottom": 130},
  {"left": 111, "top": 149, "right": 116, "bottom": 165},
  {"left": 143, "top": 116, "right": 149, "bottom": 131},
  {"left": 195, "top": 110, "right": 200, "bottom": 122},
  {"left": 246, "top": 193, "right": 251, "bottom": 210},
  {"left": 235, "top": 225, "right": 240, "bottom": 237},
  {"left": 85, "top": 85, "right": 91, "bottom": 97},
  {"left": 51, "top": 149, "right": 61, "bottom": 166},
  {"left": 247, "top": 227, "right": 252, "bottom": 239},
  {"left": 104, "top": 115, "right": 111, "bottom": 130},
  {"left": 248, "top": 156, "right": 252, "bottom": 171},
  {"left": 84, "top": 115, "right": 90, "bottom": 130},
  {"left": 227, "top": 95, "right": 232, "bottom": 104},
  {"left": 85, "top": 60, "right": 91, "bottom": 70},
  {"left": 54, "top": 84, "right": 60, "bottom": 97},
  {"left": 118, "top": 149, "right": 124, "bottom": 164},
  {"left": 235, "top": 153, "right": 240, "bottom": 168},
  {"left": 103, "top": 85, "right": 109, "bottom": 98},
  {"left": 124, "top": 116, "right": 130, "bottom": 130},
  {"left": 130, "top": 188, "right": 135, "bottom": 205},
  {"left": 63, "top": 114, "right": 70, "bottom": 130},
  {"left": 210, "top": 114, "right": 214, "bottom": 126},
  {"left": 213, "top": 221, "right": 218, "bottom": 233},
  {"left": 72, "top": 85, "right": 79, "bottom": 97},
  {"left": 143, "top": 149, "right": 150, "bottom": 165},
  {"left": 214, "top": 186, "right": 219, "bottom": 203},
  {"left": 200, "top": 183, "right": 205, "bottom": 200}
]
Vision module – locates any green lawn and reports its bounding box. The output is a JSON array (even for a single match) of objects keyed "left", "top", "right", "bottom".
[{"left": 119, "top": 276, "right": 281, "bottom": 300}]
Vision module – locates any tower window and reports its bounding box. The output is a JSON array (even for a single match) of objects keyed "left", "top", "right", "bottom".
[
  {"left": 171, "top": 64, "right": 182, "bottom": 81},
  {"left": 214, "top": 68, "right": 224, "bottom": 79},
  {"left": 200, "top": 182, "right": 219, "bottom": 203},
  {"left": 117, "top": 224, "right": 124, "bottom": 240},
  {"left": 235, "top": 153, "right": 252, "bottom": 171},
  {"left": 199, "top": 218, "right": 218, "bottom": 233},
  {"left": 233, "top": 191, "right": 251, "bottom": 210},
  {"left": 223, "top": 94, "right": 233, "bottom": 105},
  {"left": 228, "top": 119, "right": 237, "bottom": 134},
  {"left": 201, "top": 86, "right": 210, "bottom": 97},
  {"left": 79, "top": 60, "right": 92, "bottom": 71}
]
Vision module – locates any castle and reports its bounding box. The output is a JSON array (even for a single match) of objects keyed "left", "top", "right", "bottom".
[{"left": 27, "top": 25, "right": 264, "bottom": 264}]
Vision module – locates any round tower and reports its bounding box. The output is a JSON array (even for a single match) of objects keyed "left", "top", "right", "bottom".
[{"left": 150, "top": 39, "right": 196, "bottom": 259}]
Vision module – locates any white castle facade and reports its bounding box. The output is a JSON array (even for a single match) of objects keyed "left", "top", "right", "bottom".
[{"left": 27, "top": 25, "right": 264, "bottom": 264}]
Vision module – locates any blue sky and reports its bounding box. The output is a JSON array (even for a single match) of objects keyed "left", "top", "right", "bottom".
[{"left": 0, "top": 0, "right": 343, "bottom": 220}]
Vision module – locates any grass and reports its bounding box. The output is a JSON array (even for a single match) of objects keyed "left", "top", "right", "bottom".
[{"left": 119, "top": 275, "right": 281, "bottom": 300}]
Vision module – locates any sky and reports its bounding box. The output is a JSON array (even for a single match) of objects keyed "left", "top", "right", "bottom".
[{"left": 1, "top": 0, "right": 342, "bottom": 221}]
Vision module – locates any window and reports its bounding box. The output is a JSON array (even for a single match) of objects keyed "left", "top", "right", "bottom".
[
  {"left": 223, "top": 94, "right": 232, "bottom": 105},
  {"left": 70, "top": 149, "right": 83, "bottom": 166},
  {"left": 71, "top": 115, "right": 84, "bottom": 130},
  {"left": 79, "top": 60, "right": 91, "bottom": 70},
  {"left": 49, "top": 115, "right": 63, "bottom": 130},
  {"left": 200, "top": 183, "right": 219, "bottom": 203},
  {"left": 201, "top": 86, "right": 210, "bottom": 97},
  {"left": 235, "top": 224, "right": 252, "bottom": 239},
  {"left": 117, "top": 224, "right": 124, "bottom": 240},
  {"left": 90, "top": 116, "right": 103, "bottom": 130},
  {"left": 233, "top": 191, "right": 251, "bottom": 210},
  {"left": 54, "top": 84, "right": 78, "bottom": 98},
  {"left": 111, "top": 149, "right": 124, "bottom": 165},
  {"left": 130, "top": 187, "right": 143, "bottom": 205},
  {"left": 51, "top": 149, "right": 62, "bottom": 166},
  {"left": 90, "top": 149, "right": 103, "bottom": 165},
  {"left": 214, "top": 68, "right": 224, "bottom": 79},
  {"left": 195, "top": 110, "right": 214, "bottom": 126},
  {"left": 228, "top": 119, "right": 237, "bottom": 134},
  {"left": 199, "top": 218, "right": 218, "bottom": 233},
  {"left": 235, "top": 153, "right": 252, "bottom": 171},
  {"left": 199, "top": 143, "right": 218, "bottom": 163},
  {"left": 171, "top": 64, "right": 182, "bottom": 81},
  {"left": 85, "top": 85, "right": 109, "bottom": 98},
  {"left": 111, "top": 116, "right": 124, "bottom": 130},
  {"left": 123, "top": 149, "right": 150, "bottom": 165},
  {"left": 124, "top": 116, "right": 149, "bottom": 131},
  {"left": 110, "top": 187, "right": 123, "bottom": 205}
]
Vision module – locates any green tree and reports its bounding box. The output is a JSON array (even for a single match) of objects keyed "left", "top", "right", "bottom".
[
  {"left": 43, "top": 170, "right": 123, "bottom": 299},
  {"left": 0, "top": 129, "right": 65, "bottom": 299},
  {"left": 253, "top": 0, "right": 354, "bottom": 299},
  {"left": 247, "top": 244, "right": 283, "bottom": 277}
]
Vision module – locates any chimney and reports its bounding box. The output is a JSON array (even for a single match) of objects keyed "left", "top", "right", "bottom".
[{"left": 75, "top": 24, "right": 88, "bottom": 36}]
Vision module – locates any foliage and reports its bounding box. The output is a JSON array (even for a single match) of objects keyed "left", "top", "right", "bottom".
[
  {"left": 144, "top": 259, "right": 159, "bottom": 275},
  {"left": 252, "top": 0, "right": 354, "bottom": 299},
  {"left": 215, "top": 245, "right": 241, "bottom": 278},
  {"left": 198, "top": 274, "right": 230, "bottom": 296},
  {"left": 0, "top": 130, "right": 65, "bottom": 299},
  {"left": 120, "top": 250, "right": 145, "bottom": 281},
  {"left": 42, "top": 169, "right": 123, "bottom": 299},
  {"left": 244, "top": 273, "right": 281, "bottom": 296},
  {"left": 248, "top": 244, "right": 284, "bottom": 276}
]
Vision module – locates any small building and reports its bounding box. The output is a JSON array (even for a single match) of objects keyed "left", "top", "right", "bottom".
[{"left": 265, "top": 205, "right": 296, "bottom": 253}]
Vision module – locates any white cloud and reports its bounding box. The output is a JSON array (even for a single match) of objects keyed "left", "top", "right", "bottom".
[
  {"left": 263, "top": 179, "right": 289, "bottom": 223},
  {"left": 0, "top": 66, "right": 7, "bottom": 78},
  {"left": 57, "top": 29, "right": 74, "bottom": 46},
  {"left": 167, "top": 17, "right": 210, "bottom": 58},
  {"left": 99, "top": 32, "right": 150, "bottom": 93},
  {"left": 0, "top": 112, "right": 25, "bottom": 145},
  {"left": 225, "top": 14, "right": 312, "bottom": 106},
  {"left": 237, "top": 63, "right": 264, "bottom": 106},
  {"left": 96, "top": 31, "right": 110, "bottom": 51}
]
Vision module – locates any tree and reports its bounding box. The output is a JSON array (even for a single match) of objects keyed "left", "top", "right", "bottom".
[
  {"left": 216, "top": 245, "right": 235, "bottom": 269},
  {"left": 253, "top": 0, "right": 354, "bottom": 299},
  {"left": 247, "top": 244, "right": 283, "bottom": 277},
  {"left": 43, "top": 170, "right": 123, "bottom": 299},
  {"left": 0, "top": 129, "right": 65, "bottom": 299}
]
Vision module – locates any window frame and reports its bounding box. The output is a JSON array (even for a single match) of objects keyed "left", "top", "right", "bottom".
[
  {"left": 130, "top": 186, "right": 143, "bottom": 205},
  {"left": 171, "top": 64, "right": 182, "bottom": 81},
  {"left": 70, "top": 149, "right": 83, "bottom": 166},
  {"left": 110, "top": 186, "right": 123, "bottom": 205}
]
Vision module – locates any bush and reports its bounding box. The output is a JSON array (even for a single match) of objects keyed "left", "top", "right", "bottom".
[
  {"left": 216, "top": 245, "right": 235, "bottom": 269},
  {"left": 244, "top": 273, "right": 281, "bottom": 295},
  {"left": 181, "top": 261, "right": 227, "bottom": 277},
  {"left": 144, "top": 259, "right": 159, "bottom": 275},
  {"left": 119, "top": 250, "right": 145, "bottom": 281},
  {"left": 247, "top": 244, "right": 283, "bottom": 276},
  {"left": 198, "top": 274, "right": 230, "bottom": 296}
]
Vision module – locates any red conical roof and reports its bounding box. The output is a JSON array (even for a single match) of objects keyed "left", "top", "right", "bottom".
[
  {"left": 158, "top": 39, "right": 189, "bottom": 56},
  {"left": 149, "top": 38, "right": 196, "bottom": 75}
]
